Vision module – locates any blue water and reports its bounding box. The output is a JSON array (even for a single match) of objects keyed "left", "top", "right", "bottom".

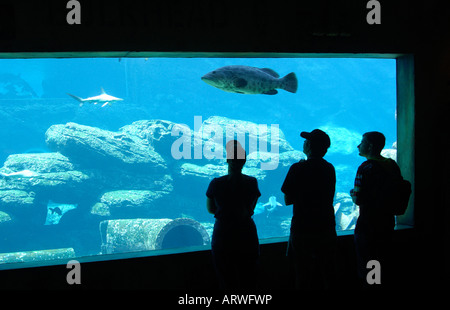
[{"left": 0, "top": 57, "right": 396, "bottom": 259}]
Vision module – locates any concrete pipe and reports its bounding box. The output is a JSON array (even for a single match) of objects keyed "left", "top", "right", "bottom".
[{"left": 99, "top": 218, "right": 210, "bottom": 254}]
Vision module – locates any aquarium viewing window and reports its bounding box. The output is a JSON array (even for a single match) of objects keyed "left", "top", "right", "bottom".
[{"left": 0, "top": 54, "right": 413, "bottom": 269}]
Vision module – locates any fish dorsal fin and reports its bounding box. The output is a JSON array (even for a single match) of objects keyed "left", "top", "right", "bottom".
[
  {"left": 259, "top": 68, "right": 280, "bottom": 78},
  {"left": 100, "top": 87, "right": 106, "bottom": 94}
]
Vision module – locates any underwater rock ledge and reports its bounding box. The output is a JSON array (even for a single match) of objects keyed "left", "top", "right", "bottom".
[
  {"left": 91, "top": 187, "right": 173, "bottom": 218},
  {"left": 45, "top": 122, "right": 167, "bottom": 172}
]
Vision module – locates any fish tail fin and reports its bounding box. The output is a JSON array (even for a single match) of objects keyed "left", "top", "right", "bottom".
[
  {"left": 67, "top": 93, "right": 84, "bottom": 106},
  {"left": 281, "top": 72, "right": 298, "bottom": 93}
]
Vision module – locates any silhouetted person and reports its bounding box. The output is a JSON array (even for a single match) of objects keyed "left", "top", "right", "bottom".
[
  {"left": 350, "top": 131, "right": 399, "bottom": 288},
  {"left": 206, "top": 140, "right": 261, "bottom": 289},
  {"left": 281, "top": 129, "right": 337, "bottom": 289}
]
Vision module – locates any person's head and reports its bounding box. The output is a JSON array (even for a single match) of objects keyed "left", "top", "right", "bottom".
[
  {"left": 300, "top": 129, "right": 331, "bottom": 158},
  {"left": 358, "top": 131, "right": 385, "bottom": 158},
  {"left": 226, "top": 140, "right": 246, "bottom": 172}
]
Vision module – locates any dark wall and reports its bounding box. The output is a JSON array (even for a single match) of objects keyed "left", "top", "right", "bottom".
[
  {"left": 0, "top": 231, "right": 421, "bottom": 290},
  {"left": 0, "top": 0, "right": 449, "bottom": 290},
  {"left": 0, "top": 0, "right": 441, "bottom": 54}
]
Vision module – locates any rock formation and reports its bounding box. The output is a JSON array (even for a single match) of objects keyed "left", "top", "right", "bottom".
[{"left": 0, "top": 116, "right": 366, "bottom": 259}]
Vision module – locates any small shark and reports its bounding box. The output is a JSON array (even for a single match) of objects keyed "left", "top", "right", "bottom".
[
  {"left": 0, "top": 169, "right": 39, "bottom": 179},
  {"left": 67, "top": 87, "right": 123, "bottom": 107}
]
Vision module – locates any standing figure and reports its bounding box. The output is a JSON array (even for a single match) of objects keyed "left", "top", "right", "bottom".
[
  {"left": 350, "top": 131, "right": 400, "bottom": 288},
  {"left": 206, "top": 140, "right": 261, "bottom": 289},
  {"left": 281, "top": 129, "right": 337, "bottom": 289}
]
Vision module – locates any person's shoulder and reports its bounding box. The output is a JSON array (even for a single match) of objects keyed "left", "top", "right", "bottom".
[
  {"left": 209, "top": 175, "right": 226, "bottom": 186},
  {"left": 241, "top": 174, "right": 258, "bottom": 183},
  {"left": 214, "top": 175, "right": 228, "bottom": 182},
  {"left": 290, "top": 159, "right": 307, "bottom": 169},
  {"left": 357, "top": 159, "right": 375, "bottom": 173},
  {"left": 322, "top": 159, "right": 336, "bottom": 176},
  {"left": 241, "top": 174, "right": 261, "bottom": 195},
  {"left": 284, "top": 161, "right": 302, "bottom": 177},
  {"left": 320, "top": 158, "right": 335, "bottom": 168},
  {"left": 386, "top": 158, "right": 399, "bottom": 167},
  {"left": 384, "top": 158, "right": 401, "bottom": 174},
  {"left": 359, "top": 159, "right": 373, "bottom": 168}
]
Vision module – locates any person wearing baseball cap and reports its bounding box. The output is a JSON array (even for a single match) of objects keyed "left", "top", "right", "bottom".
[
  {"left": 300, "top": 129, "right": 331, "bottom": 157},
  {"left": 281, "top": 129, "right": 336, "bottom": 289}
]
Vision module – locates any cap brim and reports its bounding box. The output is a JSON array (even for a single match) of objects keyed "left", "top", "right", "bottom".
[{"left": 300, "top": 131, "right": 310, "bottom": 139}]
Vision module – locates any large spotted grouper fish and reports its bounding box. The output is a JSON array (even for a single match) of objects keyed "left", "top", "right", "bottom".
[{"left": 201, "top": 65, "right": 298, "bottom": 95}]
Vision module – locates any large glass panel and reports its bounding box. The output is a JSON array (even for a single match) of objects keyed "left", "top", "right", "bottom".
[{"left": 0, "top": 57, "right": 396, "bottom": 267}]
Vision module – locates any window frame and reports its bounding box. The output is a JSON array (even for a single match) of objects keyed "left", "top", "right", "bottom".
[{"left": 0, "top": 53, "right": 414, "bottom": 271}]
